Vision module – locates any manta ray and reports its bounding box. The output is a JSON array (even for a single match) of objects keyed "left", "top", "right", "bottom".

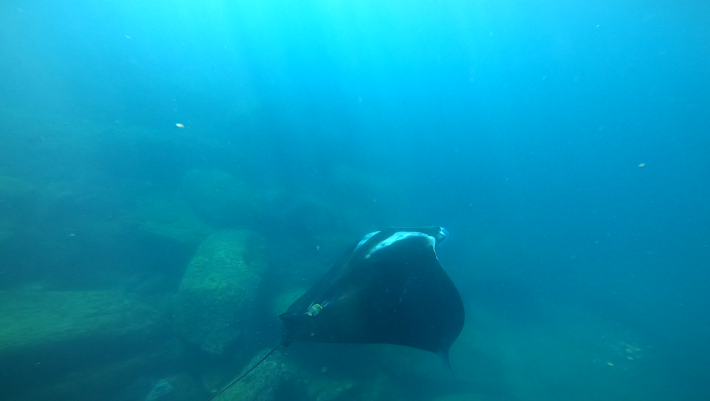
[{"left": 209, "top": 226, "right": 465, "bottom": 400}]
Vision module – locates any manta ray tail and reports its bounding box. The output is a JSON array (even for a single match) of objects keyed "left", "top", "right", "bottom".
[{"left": 207, "top": 325, "right": 302, "bottom": 401}]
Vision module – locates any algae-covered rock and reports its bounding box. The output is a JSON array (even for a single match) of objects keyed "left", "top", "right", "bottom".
[
  {"left": 217, "top": 350, "right": 301, "bottom": 401},
  {"left": 143, "top": 375, "right": 202, "bottom": 401},
  {"left": 0, "top": 290, "right": 166, "bottom": 360},
  {"left": 433, "top": 393, "right": 491, "bottom": 401},
  {"left": 175, "top": 230, "right": 268, "bottom": 356},
  {"left": 0, "top": 290, "right": 169, "bottom": 401},
  {"left": 181, "top": 170, "right": 265, "bottom": 229},
  {"left": 131, "top": 191, "right": 213, "bottom": 247}
]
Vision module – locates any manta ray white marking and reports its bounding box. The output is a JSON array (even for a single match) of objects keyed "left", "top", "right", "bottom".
[
  {"left": 355, "top": 231, "right": 380, "bottom": 251},
  {"left": 365, "top": 231, "right": 435, "bottom": 259}
]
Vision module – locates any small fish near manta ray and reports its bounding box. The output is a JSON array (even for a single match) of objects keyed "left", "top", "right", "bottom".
[{"left": 208, "top": 226, "right": 465, "bottom": 401}]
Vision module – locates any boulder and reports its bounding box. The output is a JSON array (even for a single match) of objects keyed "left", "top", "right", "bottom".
[
  {"left": 0, "top": 290, "right": 170, "bottom": 401},
  {"left": 131, "top": 192, "right": 213, "bottom": 248},
  {"left": 215, "top": 350, "right": 300, "bottom": 401},
  {"left": 181, "top": 170, "right": 264, "bottom": 229},
  {"left": 175, "top": 230, "right": 268, "bottom": 356}
]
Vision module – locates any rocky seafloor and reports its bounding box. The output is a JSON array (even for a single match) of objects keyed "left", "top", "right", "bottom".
[{"left": 0, "top": 112, "right": 668, "bottom": 401}]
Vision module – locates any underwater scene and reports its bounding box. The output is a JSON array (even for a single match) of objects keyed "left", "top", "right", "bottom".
[{"left": 1, "top": 1, "right": 708, "bottom": 400}]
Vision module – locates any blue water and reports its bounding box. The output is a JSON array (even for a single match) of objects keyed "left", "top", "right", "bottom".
[{"left": 1, "top": 1, "right": 708, "bottom": 400}]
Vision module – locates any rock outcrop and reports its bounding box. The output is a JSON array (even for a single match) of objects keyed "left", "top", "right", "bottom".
[
  {"left": 175, "top": 230, "right": 268, "bottom": 356},
  {"left": 0, "top": 290, "right": 169, "bottom": 401},
  {"left": 181, "top": 170, "right": 265, "bottom": 229}
]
